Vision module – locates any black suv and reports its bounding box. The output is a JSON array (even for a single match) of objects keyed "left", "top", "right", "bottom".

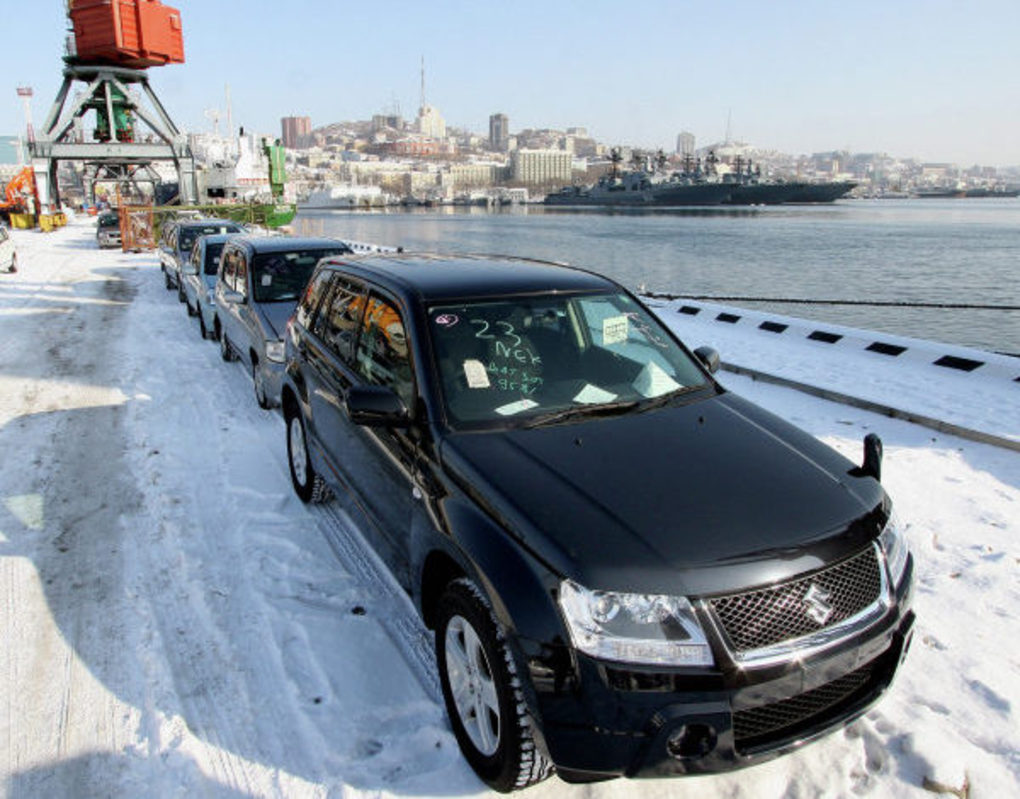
[{"left": 281, "top": 254, "right": 914, "bottom": 791}]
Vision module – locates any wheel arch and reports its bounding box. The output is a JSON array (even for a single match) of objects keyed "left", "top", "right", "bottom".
[{"left": 420, "top": 500, "right": 565, "bottom": 648}]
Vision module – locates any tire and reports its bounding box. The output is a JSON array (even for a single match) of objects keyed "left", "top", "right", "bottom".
[
  {"left": 218, "top": 327, "right": 236, "bottom": 362},
  {"left": 198, "top": 312, "right": 209, "bottom": 340},
  {"left": 186, "top": 297, "right": 197, "bottom": 317},
  {"left": 177, "top": 282, "right": 186, "bottom": 303},
  {"left": 8, "top": 254, "right": 16, "bottom": 273},
  {"left": 252, "top": 359, "right": 271, "bottom": 409},
  {"left": 436, "top": 579, "right": 552, "bottom": 792},
  {"left": 164, "top": 268, "right": 172, "bottom": 290},
  {"left": 285, "top": 407, "right": 332, "bottom": 503}
]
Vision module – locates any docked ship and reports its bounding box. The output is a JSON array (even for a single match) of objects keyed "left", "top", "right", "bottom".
[
  {"left": 301, "top": 183, "right": 392, "bottom": 209},
  {"left": 544, "top": 170, "right": 732, "bottom": 207},
  {"left": 720, "top": 156, "right": 856, "bottom": 204}
]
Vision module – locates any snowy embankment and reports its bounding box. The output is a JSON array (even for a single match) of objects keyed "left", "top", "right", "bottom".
[{"left": 0, "top": 217, "right": 1016, "bottom": 799}]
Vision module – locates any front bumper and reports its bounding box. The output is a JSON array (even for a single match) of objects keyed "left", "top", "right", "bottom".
[{"left": 530, "top": 562, "right": 915, "bottom": 781}]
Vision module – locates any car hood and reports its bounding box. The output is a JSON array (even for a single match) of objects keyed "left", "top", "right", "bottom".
[
  {"left": 439, "top": 392, "right": 886, "bottom": 596},
  {"left": 258, "top": 302, "right": 297, "bottom": 340}
]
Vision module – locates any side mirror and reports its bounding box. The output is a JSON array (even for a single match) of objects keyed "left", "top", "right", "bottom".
[
  {"left": 694, "top": 346, "right": 721, "bottom": 374},
  {"left": 220, "top": 289, "right": 245, "bottom": 305},
  {"left": 345, "top": 385, "right": 410, "bottom": 427},
  {"left": 182, "top": 262, "right": 199, "bottom": 276},
  {"left": 862, "top": 433, "right": 883, "bottom": 481}
]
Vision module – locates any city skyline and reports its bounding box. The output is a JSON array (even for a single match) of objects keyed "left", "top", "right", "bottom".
[{"left": 2, "top": 1, "right": 1019, "bottom": 167}]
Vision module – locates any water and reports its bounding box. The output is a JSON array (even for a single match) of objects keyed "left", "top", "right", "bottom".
[{"left": 294, "top": 199, "right": 1020, "bottom": 356}]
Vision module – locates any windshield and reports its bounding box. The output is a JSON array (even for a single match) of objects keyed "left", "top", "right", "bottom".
[
  {"left": 178, "top": 224, "right": 240, "bottom": 252},
  {"left": 203, "top": 241, "right": 225, "bottom": 275},
  {"left": 98, "top": 214, "right": 119, "bottom": 228},
  {"left": 429, "top": 292, "right": 711, "bottom": 428},
  {"left": 252, "top": 249, "right": 348, "bottom": 303}
]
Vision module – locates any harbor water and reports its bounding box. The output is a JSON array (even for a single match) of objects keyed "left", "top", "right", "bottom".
[{"left": 294, "top": 199, "right": 1020, "bottom": 356}]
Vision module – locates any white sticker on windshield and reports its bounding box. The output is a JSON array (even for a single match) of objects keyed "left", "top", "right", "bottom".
[
  {"left": 463, "top": 359, "right": 490, "bottom": 389},
  {"left": 495, "top": 399, "right": 539, "bottom": 416},
  {"left": 633, "top": 361, "right": 681, "bottom": 398},
  {"left": 602, "top": 315, "right": 629, "bottom": 346},
  {"left": 261, "top": 274, "right": 273, "bottom": 287},
  {"left": 573, "top": 384, "right": 617, "bottom": 404}
]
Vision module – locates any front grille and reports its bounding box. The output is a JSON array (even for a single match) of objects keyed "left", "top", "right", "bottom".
[
  {"left": 733, "top": 662, "right": 874, "bottom": 751},
  {"left": 709, "top": 546, "right": 882, "bottom": 654}
]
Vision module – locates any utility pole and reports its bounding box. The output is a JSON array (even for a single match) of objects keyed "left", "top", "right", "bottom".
[{"left": 17, "top": 87, "right": 35, "bottom": 143}]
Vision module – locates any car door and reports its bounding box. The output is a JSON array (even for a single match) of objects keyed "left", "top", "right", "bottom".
[
  {"left": 159, "top": 224, "right": 177, "bottom": 275},
  {"left": 215, "top": 245, "right": 240, "bottom": 337},
  {"left": 309, "top": 281, "right": 421, "bottom": 586},
  {"left": 221, "top": 247, "right": 251, "bottom": 361}
]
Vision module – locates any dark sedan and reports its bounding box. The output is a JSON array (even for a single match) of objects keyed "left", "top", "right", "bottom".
[{"left": 280, "top": 253, "right": 914, "bottom": 791}]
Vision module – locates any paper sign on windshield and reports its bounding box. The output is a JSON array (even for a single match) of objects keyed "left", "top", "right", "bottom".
[
  {"left": 573, "top": 384, "right": 617, "bottom": 404},
  {"left": 495, "top": 399, "right": 539, "bottom": 416},
  {"left": 602, "top": 315, "right": 629, "bottom": 346},
  {"left": 463, "top": 359, "right": 491, "bottom": 389},
  {"left": 261, "top": 275, "right": 273, "bottom": 287},
  {"left": 634, "top": 361, "right": 680, "bottom": 398}
]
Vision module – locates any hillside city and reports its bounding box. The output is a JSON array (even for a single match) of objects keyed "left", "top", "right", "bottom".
[
  {"left": 264, "top": 102, "right": 1020, "bottom": 206},
  {"left": 3, "top": 97, "right": 1019, "bottom": 207}
]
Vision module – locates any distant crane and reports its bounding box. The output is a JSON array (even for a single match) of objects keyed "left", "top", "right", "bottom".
[{"left": 28, "top": 0, "right": 197, "bottom": 214}]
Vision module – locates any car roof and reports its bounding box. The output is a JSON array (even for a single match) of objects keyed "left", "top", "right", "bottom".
[
  {"left": 315, "top": 252, "right": 617, "bottom": 302},
  {"left": 196, "top": 233, "right": 237, "bottom": 246},
  {"left": 175, "top": 218, "right": 245, "bottom": 230},
  {"left": 225, "top": 235, "right": 352, "bottom": 254}
]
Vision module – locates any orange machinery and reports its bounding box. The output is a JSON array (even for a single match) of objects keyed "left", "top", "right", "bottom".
[
  {"left": 69, "top": 0, "right": 185, "bottom": 68},
  {"left": 0, "top": 167, "right": 38, "bottom": 214}
]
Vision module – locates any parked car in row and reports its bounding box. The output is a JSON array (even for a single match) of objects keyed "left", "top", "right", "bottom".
[
  {"left": 0, "top": 225, "right": 16, "bottom": 273},
  {"left": 160, "top": 218, "right": 244, "bottom": 297},
  {"left": 96, "top": 211, "right": 122, "bottom": 249},
  {"left": 214, "top": 236, "right": 352, "bottom": 408},
  {"left": 180, "top": 233, "right": 235, "bottom": 340},
  {"left": 280, "top": 253, "right": 914, "bottom": 791}
]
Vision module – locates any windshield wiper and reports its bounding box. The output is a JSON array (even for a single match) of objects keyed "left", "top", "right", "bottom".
[
  {"left": 523, "top": 399, "right": 641, "bottom": 429},
  {"left": 634, "top": 385, "right": 702, "bottom": 413}
]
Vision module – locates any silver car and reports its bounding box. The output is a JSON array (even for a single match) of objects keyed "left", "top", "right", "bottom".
[
  {"left": 161, "top": 218, "right": 243, "bottom": 297},
  {"left": 214, "top": 236, "right": 352, "bottom": 409},
  {"left": 96, "top": 211, "right": 121, "bottom": 249},
  {"left": 0, "top": 225, "right": 16, "bottom": 273},
  {"left": 181, "top": 233, "right": 236, "bottom": 340}
]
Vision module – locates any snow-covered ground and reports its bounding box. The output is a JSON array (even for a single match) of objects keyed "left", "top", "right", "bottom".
[{"left": 1, "top": 217, "right": 1016, "bottom": 798}]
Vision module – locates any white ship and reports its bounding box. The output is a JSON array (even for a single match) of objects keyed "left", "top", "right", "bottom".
[{"left": 301, "top": 184, "right": 392, "bottom": 209}]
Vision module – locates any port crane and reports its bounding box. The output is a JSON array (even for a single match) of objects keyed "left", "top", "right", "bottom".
[{"left": 27, "top": 0, "right": 198, "bottom": 216}]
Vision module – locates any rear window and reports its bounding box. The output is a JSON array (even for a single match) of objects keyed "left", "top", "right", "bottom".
[
  {"left": 178, "top": 224, "right": 241, "bottom": 252},
  {"left": 252, "top": 248, "right": 349, "bottom": 303}
]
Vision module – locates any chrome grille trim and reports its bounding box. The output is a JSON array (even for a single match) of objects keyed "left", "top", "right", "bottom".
[{"left": 705, "top": 543, "right": 890, "bottom": 667}]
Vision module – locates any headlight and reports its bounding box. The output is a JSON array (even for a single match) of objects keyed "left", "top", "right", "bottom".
[
  {"left": 265, "top": 340, "right": 285, "bottom": 363},
  {"left": 558, "top": 580, "right": 713, "bottom": 666},
  {"left": 879, "top": 513, "right": 910, "bottom": 587}
]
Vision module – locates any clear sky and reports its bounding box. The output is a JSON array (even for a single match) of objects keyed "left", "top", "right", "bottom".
[{"left": 3, "top": 0, "right": 1019, "bottom": 166}]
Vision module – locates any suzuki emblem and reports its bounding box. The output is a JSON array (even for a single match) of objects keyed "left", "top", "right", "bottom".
[{"left": 803, "top": 583, "right": 834, "bottom": 625}]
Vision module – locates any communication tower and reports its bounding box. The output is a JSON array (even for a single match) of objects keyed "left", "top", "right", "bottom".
[{"left": 29, "top": 0, "right": 197, "bottom": 210}]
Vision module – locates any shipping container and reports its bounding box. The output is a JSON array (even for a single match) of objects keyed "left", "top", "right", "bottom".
[{"left": 69, "top": 0, "right": 184, "bottom": 68}]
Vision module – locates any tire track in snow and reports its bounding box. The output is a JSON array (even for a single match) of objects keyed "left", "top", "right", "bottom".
[{"left": 314, "top": 503, "right": 442, "bottom": 703}]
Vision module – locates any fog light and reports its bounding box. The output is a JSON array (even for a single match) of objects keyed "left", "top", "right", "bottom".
[{"left": 665, "top": 724, "right": 717, "bottom": 760}]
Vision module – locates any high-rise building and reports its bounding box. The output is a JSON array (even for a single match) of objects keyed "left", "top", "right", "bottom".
[
  {"left": 281, "top": 116, "right": 311, "bottom": 149},
  {"left": 511, "top": 149, "right": 572, "bottom": 185},
  {"left": 417, "top": 105, "right": 446, "bottom": 139},
  {"left": 489, "top": 113, "right": 509, "bottom": 151},
  {"left": 676, "top": 131, "right": 695, "bottom": 156}
]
